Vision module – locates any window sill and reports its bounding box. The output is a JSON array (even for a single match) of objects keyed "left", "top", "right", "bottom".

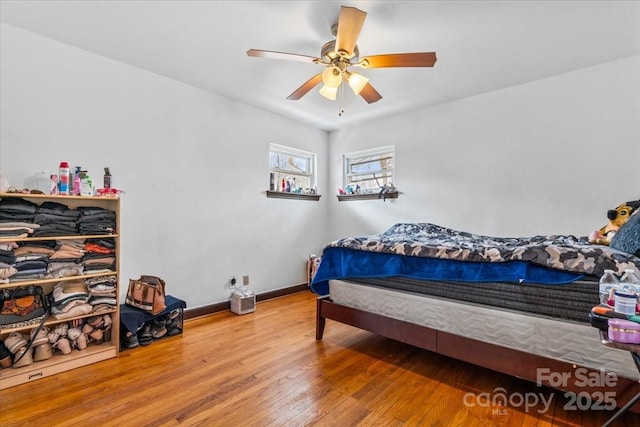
[
  {"left": 337, "top": 191, "right": 399, "bottom": 201},
  {"left": 266, "top": 191, "right": 321, "bottom": 201}
]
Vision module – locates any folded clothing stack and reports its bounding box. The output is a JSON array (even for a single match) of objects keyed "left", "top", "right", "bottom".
[
  {"left": 77, "top": 207, "right": 116, "bottom": 235},
  {"left": 85, "top": 275, "right": 117, "bottom": 313},
  {"left": 0, "top": 198, "right": 40, "bottom": 284},
  {"left": 8, "top": 241, "right": 54, "bottom": 281},
  {"left": 50, "top": 280, "right": 92, "bottom": 320},
  {"left": 0, "top": 197, "right": 38, "bottom": 223},
  {"left": 0, "top": 221, "right": 40, "bottom": 239},
  {"left": 82, "top": 238, "right": 116, "bottom": 273},
  {"left": 32, "top": 201, "right": 80, "bottom": 237},
  {"left": 47, "top": 239, "right": 85, "bottom": 279}
]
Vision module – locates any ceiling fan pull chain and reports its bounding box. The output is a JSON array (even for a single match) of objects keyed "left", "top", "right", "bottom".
[{"left": 338, "top": 83, "right": 345, "bottom": 117}]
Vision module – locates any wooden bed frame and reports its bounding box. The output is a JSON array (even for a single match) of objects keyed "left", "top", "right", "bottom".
[{"left": 316, "top": 295, "right": 640, "bottom": 413}]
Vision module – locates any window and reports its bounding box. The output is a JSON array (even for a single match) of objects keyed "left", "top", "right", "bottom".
[
  {"left": 343, "top": 145, "right": 395, "bottom": 194},
  {"left": 269, "top": 144, "right": 317, "bottom": 194}
]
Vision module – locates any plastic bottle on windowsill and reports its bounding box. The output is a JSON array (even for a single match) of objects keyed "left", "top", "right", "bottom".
[
  {"left": 618, "top": 269, "right": 640, "bottom": 314},
  {"left": 599, "top": 270, "right": 619, "bottom": 307}
]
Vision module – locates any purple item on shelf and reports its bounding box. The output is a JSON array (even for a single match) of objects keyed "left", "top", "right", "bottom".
[{"left": 608, "top": 318, "right": 640, "bottom": 344}]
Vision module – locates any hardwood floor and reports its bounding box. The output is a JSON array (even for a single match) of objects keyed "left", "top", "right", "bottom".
[{"left": 1, "top": 290, "right": 639, "bottom": 426}]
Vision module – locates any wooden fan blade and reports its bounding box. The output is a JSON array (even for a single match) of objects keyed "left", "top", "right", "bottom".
[
  {"left": 286, "top": 74, "right": 323, "bottom": 100},
  {"left": 361, "top": 52, "right": 437, "bottom": 68},
  {"left": 359, "top": 82, "right": 382, "bottom": 104},
  {"left": 335, "top": 6, "right": 367, "bottom": 56},
  {"left": 247, "top": 49, "right": 319, "bottom": 64}
]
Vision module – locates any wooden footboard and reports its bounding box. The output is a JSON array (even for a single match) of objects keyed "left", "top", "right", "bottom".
[{"left": 316, "top": 295, "right": 640, "bottom": 413}]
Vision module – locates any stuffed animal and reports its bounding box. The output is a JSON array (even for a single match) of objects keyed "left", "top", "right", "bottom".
[{"left": 589, "top": 200, "right": 640, "bottom": 245}]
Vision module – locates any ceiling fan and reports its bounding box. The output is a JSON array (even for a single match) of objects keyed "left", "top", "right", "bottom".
[{"left": 247, "top": 5, "right": 437, "bottom": 105}]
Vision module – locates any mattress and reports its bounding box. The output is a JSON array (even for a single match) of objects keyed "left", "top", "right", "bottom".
[
  {"left": 345, "top": 276, "right": 598, "bottom": 323},
  {"left": 328, "top": 279, "right": 638, "bottom": 381}
]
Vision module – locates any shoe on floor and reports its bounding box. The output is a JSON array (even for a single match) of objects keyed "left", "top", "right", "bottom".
[
  {"left": 137, "top": 322, "right": 153, "bottom": 345},
  {"left": 31, "top": 326, "right": 50, "bottom": 347},
  {"left": 33, "top": 343, "right": 53, "bottom": 362},
  {"left": 67, "top": 328, "right": 87, "bottom": 350},
  {"left": 122, "top": 332, "right": 139, "bottom": 349},
  {"left": 82, "top": 323, "right": 104, "bottom": 343},
  {"left": 76, "top": 331, "right": 88, "bottom": 349},
  {"left": 151, "top": 319, "right": 167, "bottom": 339},
  {"left": 12, "top": 347, "right": 33, "bottom": 368},
  {"left": 102, "top": 315, "right": 113, "bottom": 342},
  {"left": 88, "top": 315, "right": 104, "bottom": 329},
  {"left": 49, "top": 323, "right": 68, "bottom": 344},
  {"left": 165, "top": 318, "right": 182, "bottom": 336},
  {"left": 54, "top": 337, "right": 72, "bottom": 355},
  {"left": 0, "top": 341, "right": 12, "bottom": 368},
  {"left": 102, "top": 314, "right": 113, "bottom": 330},
  {"left": 4, "top": 332, "right": 27, "bottom": 354}
]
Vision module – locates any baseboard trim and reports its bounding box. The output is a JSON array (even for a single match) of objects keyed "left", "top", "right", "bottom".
[{"left": 184, "top": 283, "right": 310, "bottom": 320}]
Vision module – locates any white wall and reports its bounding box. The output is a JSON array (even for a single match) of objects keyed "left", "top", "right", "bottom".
[
  {"left": 0, "top": 24, "right": 329, "bottom": 307},
  {"left": 328, "top": 55, "right": 640, "bottom": 240},
  {"left": 2, "top": 22, "right": 638, "bottom": 308}
]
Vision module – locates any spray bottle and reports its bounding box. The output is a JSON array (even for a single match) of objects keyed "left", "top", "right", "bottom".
[
  {"left": 73, "top": 166, "right": 82, "bottom": 196},
  {"left": 58, "top": 162, "right": 70, "bottom": 195}
]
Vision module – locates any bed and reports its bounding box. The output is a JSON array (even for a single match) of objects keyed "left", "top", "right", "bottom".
[{"left": 310, "top": 223, "right": 640, "bottom": 411}]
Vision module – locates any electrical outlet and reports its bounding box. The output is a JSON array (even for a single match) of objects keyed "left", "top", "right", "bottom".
[{"left": 243, "top": 275, "right": 250, "bottom": 286}]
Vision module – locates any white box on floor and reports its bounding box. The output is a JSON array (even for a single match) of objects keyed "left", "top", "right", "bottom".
[{"left": 230, "top": 287, "right": 256, "bottom": 315}]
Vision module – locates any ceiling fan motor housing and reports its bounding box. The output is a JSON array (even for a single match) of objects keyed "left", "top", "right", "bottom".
[
  {"left": 247, "top": 6, "right": 434, "bottom": 105},
  {"left": 321, "top": 40, "right": 359, "bottom": 64}
]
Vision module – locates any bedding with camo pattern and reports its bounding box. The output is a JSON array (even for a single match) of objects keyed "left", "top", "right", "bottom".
[{"left": 326, "top": 223, "right": 640, "bottom": 278}]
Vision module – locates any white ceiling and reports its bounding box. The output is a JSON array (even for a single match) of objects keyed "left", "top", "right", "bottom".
[{"left": 1, "top": 1, "right": 639, "bottom": 131}]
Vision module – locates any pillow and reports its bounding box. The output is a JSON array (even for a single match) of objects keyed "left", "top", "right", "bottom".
[{"left": 610, "top": 210, "right": 640, "bottom": 257}]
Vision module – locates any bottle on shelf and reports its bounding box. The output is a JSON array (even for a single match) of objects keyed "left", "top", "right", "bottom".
[
  {"left": 599, "top": 270, "right": 619, "bottom": 307},
  {"left": 49, "top": 175, "right": 58, "bottom": 194},
  {"left": 73, "top": 166, "right": 82, "bottom": 196},
  {"left": 35, "top": 171, "right": 50, "bottom": 193},
  {"left": 103, "top": 167, "right": 112, "bottom": 189},
  {"left": 618, "top": 269, "right": 640, "bottom": 314},
  {"left": 80, "top": 171, "right": 93, "bottom": 196},
  {"left": 58, "top": 162, "right": 70, "bottom": 195}
]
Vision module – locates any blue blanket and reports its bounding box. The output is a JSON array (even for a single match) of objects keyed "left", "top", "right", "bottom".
[{"left": 310, "top": 247, "right": 583, "bottom": 296}]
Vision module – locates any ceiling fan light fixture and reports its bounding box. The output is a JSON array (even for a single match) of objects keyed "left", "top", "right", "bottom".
[
  {"left": 319, "top": 84, "right": 338, "bottom": 100},
  {"left": 248, "top": 5, "right": 435, "bottom": 106},
  {"left": 346, "top": 71, "right": 369, "bottom": 95},
  {"left": 322, "top": 66, "right": 342, "bottom": 88}
]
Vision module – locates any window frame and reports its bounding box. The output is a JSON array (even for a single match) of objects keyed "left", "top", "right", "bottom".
[
  {"left": 343, "top": 145, "right": 395, "bottom": 194},
  {"left": 268, "top": 143, "right": 318, "bottom": 198}
]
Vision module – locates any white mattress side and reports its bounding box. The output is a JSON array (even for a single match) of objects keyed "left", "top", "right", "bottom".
[{"left": 328, "top": 279, "right": 638, "bottom": 381}]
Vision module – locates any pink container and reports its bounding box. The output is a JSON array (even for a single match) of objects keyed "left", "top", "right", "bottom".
[{"left": 608, "top": 319, "right": 640, "bottom": 344}]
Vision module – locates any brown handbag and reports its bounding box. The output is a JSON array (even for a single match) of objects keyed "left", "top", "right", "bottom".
[
  {"left": 0, "top": 286, "right": 48, "bottom": 329},
  {"left": 125, "top": 275, "right": 167, "bottom": 315}
]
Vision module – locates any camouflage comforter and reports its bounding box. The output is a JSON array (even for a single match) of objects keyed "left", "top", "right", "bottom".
[{"left": 326, "top": 223, "right": 640, "bottom": 278}]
